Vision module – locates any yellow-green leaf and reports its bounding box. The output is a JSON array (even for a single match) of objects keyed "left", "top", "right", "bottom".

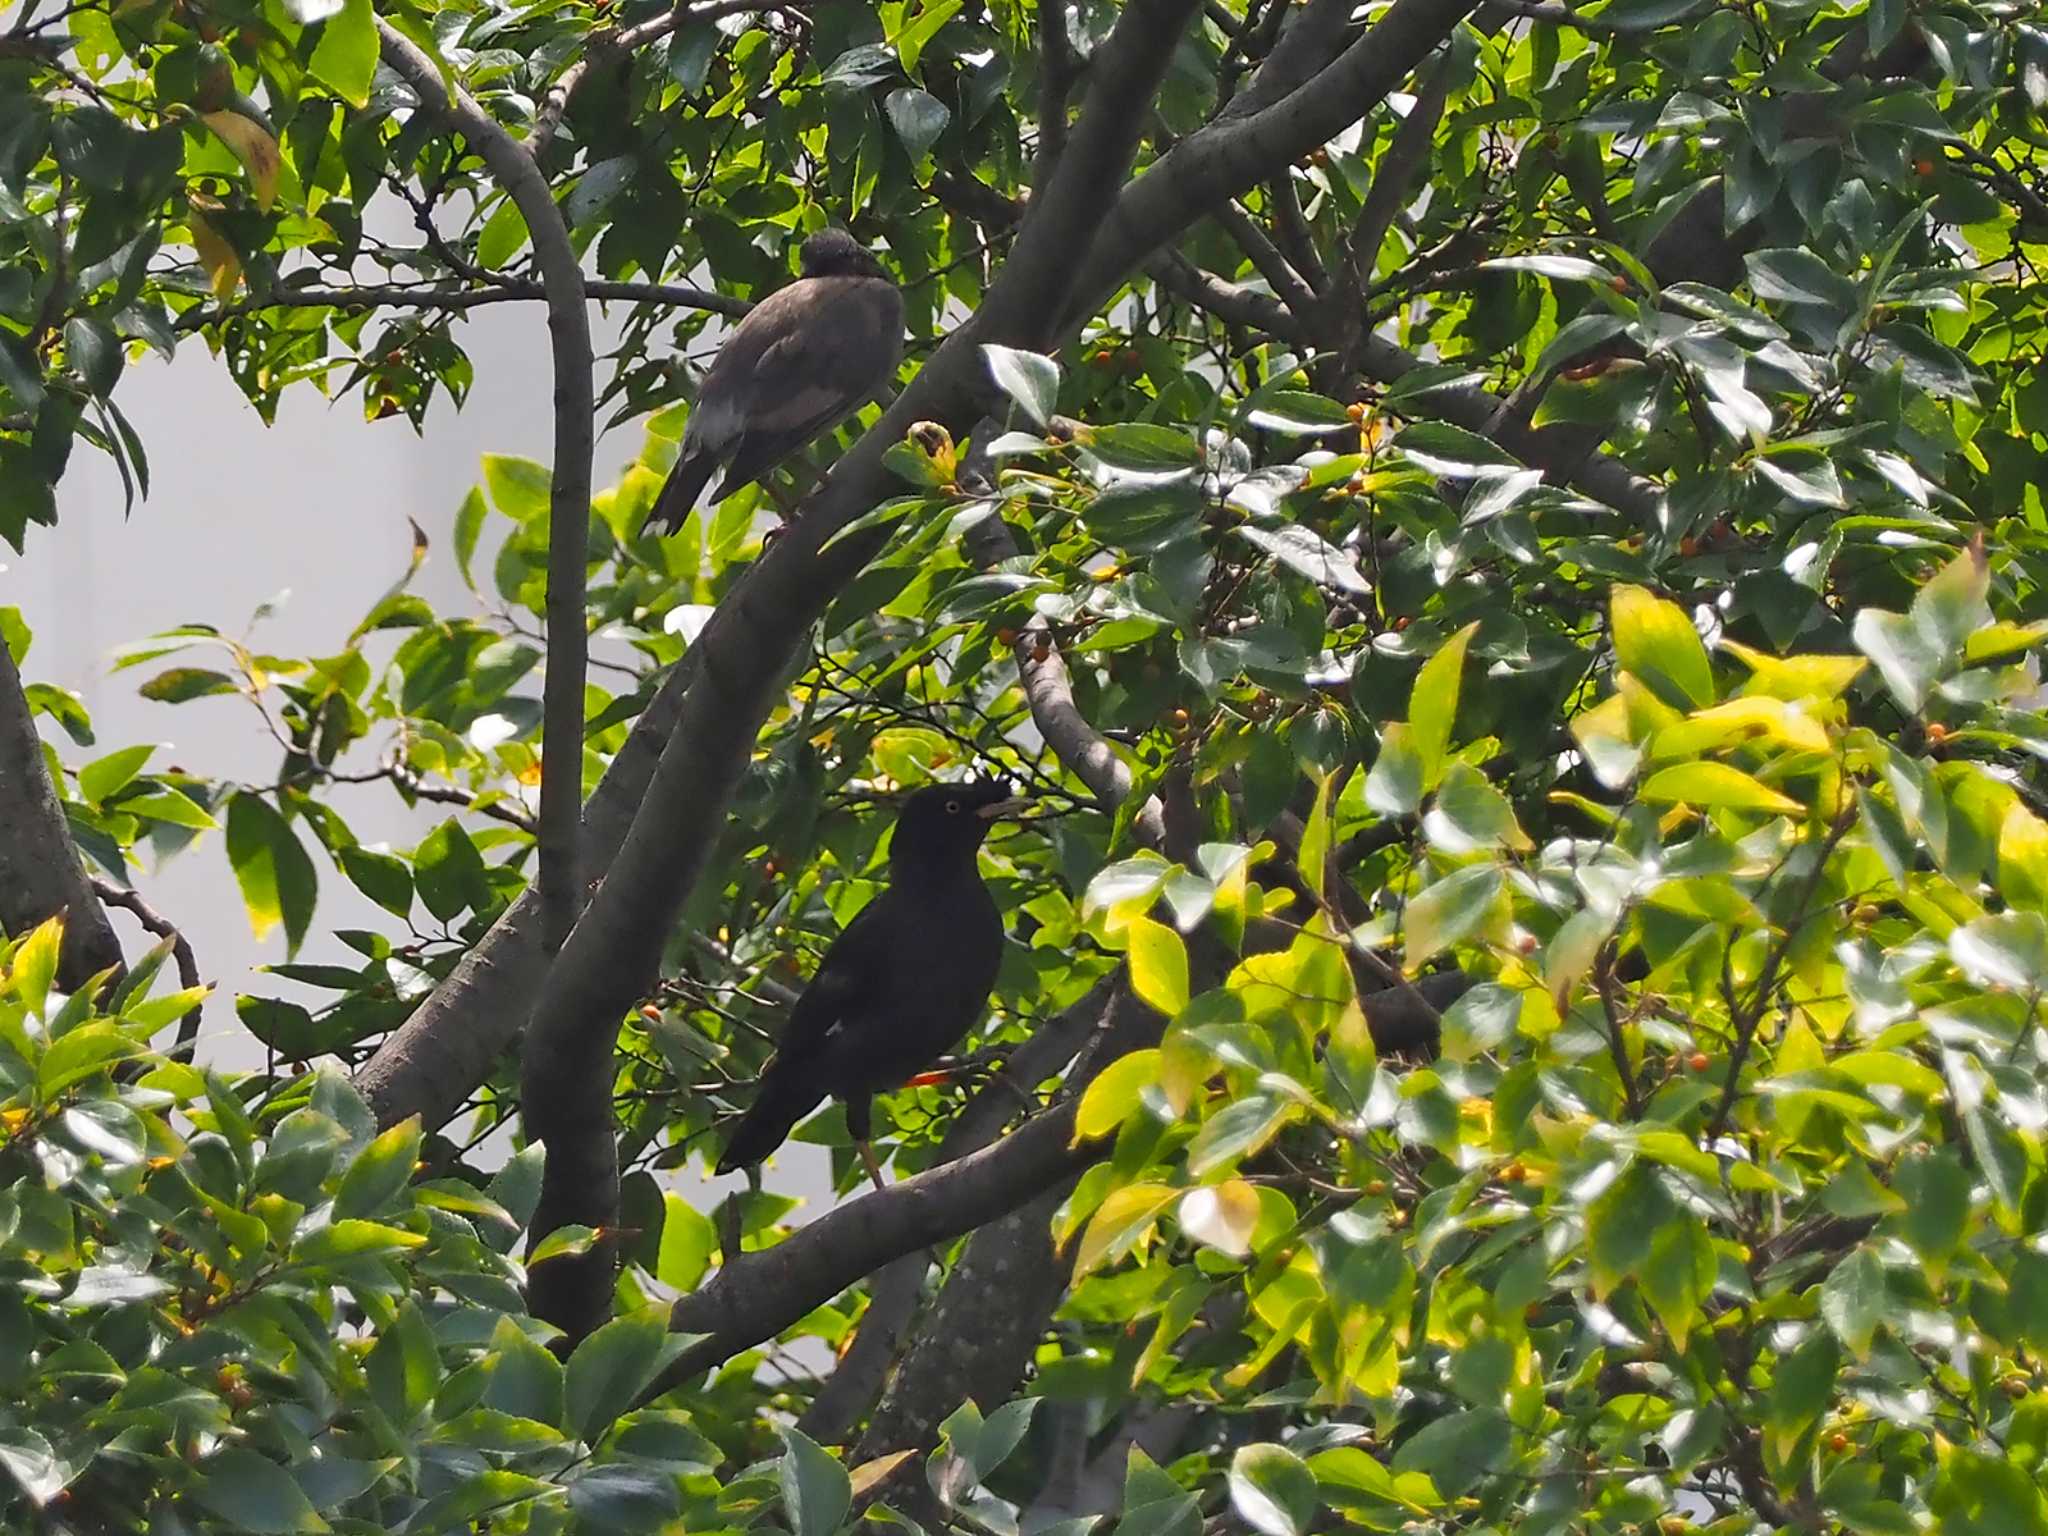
[
  {"left": 1638, "top": 761, "right": 1803, "bottom": 816},
  {"left": 1073, "top": 1049, "right": 1161, "bottom": 1142},
  {"left": 1125, "top": 916, "right": 1189, "bottom": 1016},
  {"left": 1409, "top": 622, "right": 1478, "bottom": 792},
  {"left": 1612, "top": 585, "right": 1714, "bottom": 710}
]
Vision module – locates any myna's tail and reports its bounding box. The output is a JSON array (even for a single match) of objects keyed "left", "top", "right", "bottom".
[
  {"left": 644, "top": 452, "right": 718, "bottom": 536},
  {"left": 715, "top": 1066, "right": 825, "bottom": 1174}
]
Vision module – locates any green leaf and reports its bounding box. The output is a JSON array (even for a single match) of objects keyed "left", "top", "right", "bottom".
[
  {"left": 883, "top": 87, "right": 949, "bottom": 160},
  {"left": 1403, "top": 865, "right": 1504, "bottom": 969},
  {"left": 984, "top": 345, "right": 1059, "bottom": 428},
  {"left": 139, "top": 665, "right": 238, "bottom": 703},
  {"left": 414, "top": 818, "right": 489, "bottom": 921},
  {"left": 1237, "top": 525, "right": 1369, "bottom": 595},
  {"left": 0, "top": 1425, "right": 67, "bottom": 1507},
  {"left": 1241, "top": 390, "right": 1353, "bottom": 434},
  {"left": 1409, "top": 623, "right": 1478, "bottom": 792},
  {"left": 308, "top": 0, "right": 376, "bottom": 107},
  {"left": 292, "top": 1219, "right": 427, "bottom": 1264},
  {"left": 780, "top": 1427, "right": 851, "bottom": 1536},
  {"left": 339, "top": 846, "right": 413, "bottom": 916},
  {"left": 1611, "top": 585, "right": 1715, "bottom": 710},
  {"left": 1229, "top": 1443, "right": 1319, "bottom": 1536},
  {"left": 656, "top": 1192, "right": 715, "bottom": 1290},
  {"left": 1765, "top": 1330, "right": 1840, "bottom": 1467},
  {"left": 1072, "top": 1182, "right": 1177, "bottom": 1276},
  {"left": 1365, "top": 722, "right": 1423, "bottom": 817},
  {"left": 365, "top": 1299, "right": 441, "bottom": 1425},
  {"left": 565, "top": 1309, "right": 669, "bottom": 1442},
  {"left": 1423, "top": 761, "right": 1530, "bottom": 853},
  {"left": 194, "top": 1447, "right": 329, "bottom": 1533},
  {"left": 452, "top": 486, "right": 488, "bottom": 589},
  {"left": 1819, "top": 1245, "right": 1887, "bottom": 1356},
  {"left": 475, "top": 199, "right": 530, "bottom": 270},
  {"left": 78, "top": 742, "right": 153, "bottom": 804},
  {"left": 1638, "top": 761, "right": 1803, "bottom": 816},
  {"left": 483, "top": 454, "right": 552, "bottom": 522},
  {"left": 225, "top": 793, "right": 318, "bottom": 956},
  {"left": 10, "top": 916, "right": 61, "bottom": 1020},
  {"left": 332, "top": 1116, "right": 423, "bottom": 1221},
  {"left": 1186, "top": 1093, "right": 1292, "bottom": 1177},
  {"left": 1125, "top": 916, "right": 1190, "bottom": 1016}
]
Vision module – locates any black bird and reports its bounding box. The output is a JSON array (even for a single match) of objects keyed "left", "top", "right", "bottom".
[
  {"left": 717, "top": 778, "right": 1025, "bottom": 1190},
  {"left": 644, "top": 228, "right": 904, "bottom": 536}
]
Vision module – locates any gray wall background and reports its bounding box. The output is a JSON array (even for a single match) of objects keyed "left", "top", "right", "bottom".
[{"left": 8, "top": 297, "right": 835, "bottom": 1229}]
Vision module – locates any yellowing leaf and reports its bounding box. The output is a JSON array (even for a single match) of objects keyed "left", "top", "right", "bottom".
[
  {"left": 1179, "top": 1179, "right": 1260, "bottom": 1257},
  {"left": 201, "top": 110, "right": 281, "bottom": 211},
  {"left": 1071, "top": 1182, "right": 1176, "bottom": 1277},
  {"left": 1073, "top": 1049, "right": 1160, "bottom": 1143},
  {"left": 1124, "top": 915, "right": 1189, "bottom": 1016},
  {"left": 1651, "top": 695, "right": 1830, "bottom": 761},
  {"left": 1611, "top": 585, "right": 1715, "bottom": 710},
  {"left": 188, "top": 210, "right": 242, "bottom": 300},
  {"left": 1723, "top": 640, "right": 1866, "bottom": 703},
  {"left": 1638, "top": 761, "right": 1804, "bottom": 816}
]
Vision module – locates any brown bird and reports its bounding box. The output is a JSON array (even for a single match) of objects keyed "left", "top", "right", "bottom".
[{"left": 643, "top": 228, "right": 904, "bottom": 536}]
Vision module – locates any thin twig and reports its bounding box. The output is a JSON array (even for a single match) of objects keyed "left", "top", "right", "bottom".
[{"left": 89, "top": 878, "right": 204, "bottom": 1053}]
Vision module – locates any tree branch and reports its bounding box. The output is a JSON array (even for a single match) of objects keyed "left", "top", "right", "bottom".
[
  {"left": 1065, "top": 0, "right": 1479, "bottom": 325},
  {"left": 376, "top": 20, "right": 591, "bottom": 960},
  {"left": 88, "top": 877, "right": 203, "bottom": 1052},
  {"left": 516, "top": 0, "right": 1207, "bottom": 1342},
  {"left": 177, "top": 276, "right": 748, "bottom": 329},
  {"left": 0, "top": 641, "right": 124, "bottom": 992}
]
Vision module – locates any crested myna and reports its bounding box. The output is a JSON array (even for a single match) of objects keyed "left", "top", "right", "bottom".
[
  {"left": 644, "top": 228, "right": 904, "bottom": 536},
  {"left": 717, "top": 778, "right": 1026, "bottom": 1192}
]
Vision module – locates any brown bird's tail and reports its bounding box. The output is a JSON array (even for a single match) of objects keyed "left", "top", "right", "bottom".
[
  {"left": 715, "top": 1063, "right": 826, "bottom": 1174},
  {"left": 644, "top": 451, "right": 719, "bottom": 536}
]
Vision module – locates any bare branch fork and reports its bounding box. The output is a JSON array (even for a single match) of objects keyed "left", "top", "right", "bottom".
[
  {"left": 375, "top": 20, "right": 591, "bottom": 965},
  {"left": 88, "top": 878, "right": 204, "bottom": 1052}
]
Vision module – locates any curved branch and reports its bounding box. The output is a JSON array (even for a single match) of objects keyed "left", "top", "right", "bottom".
[
  {"left": 376, "top": 21, "right": 591, "bottom": 959},
  {"left": 88, "top": 878, "right": 203, "bottom": 1052}
]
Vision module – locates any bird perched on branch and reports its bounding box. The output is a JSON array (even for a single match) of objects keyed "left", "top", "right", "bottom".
[
  {"left": 643, "top": 227, "right": 904, "bottom": 536},
  {"left": 717, "top": 778, "right": 1026, "bottom": 1191}
]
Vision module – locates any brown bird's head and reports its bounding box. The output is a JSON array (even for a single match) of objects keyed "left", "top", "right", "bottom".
[
  {"left": 889, "top": 777, "right": 1027, "bottom": 874},
  {"left": 800, "top": 228, "right": 892, "bottom": 283}
]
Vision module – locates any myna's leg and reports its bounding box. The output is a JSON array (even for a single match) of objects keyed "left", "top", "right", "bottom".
[{"left": 846, "top": 1093, "right": 887, "bottom": 1195}]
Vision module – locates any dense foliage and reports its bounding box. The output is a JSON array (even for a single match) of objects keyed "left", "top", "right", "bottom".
[{"left": 6, "top": 0, "right": 2048, "bottom": 1528}]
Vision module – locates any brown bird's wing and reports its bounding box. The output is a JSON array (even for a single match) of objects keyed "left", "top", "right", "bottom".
[{"left": 708, "top": 275, "right": 905, "bottom": 503}]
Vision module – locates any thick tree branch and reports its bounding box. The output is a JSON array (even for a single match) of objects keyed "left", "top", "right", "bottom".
[
  {"left": 1213, "top": 200, "right": 1321, "bottom": 319},
  {"left": 517, "top": 0, "right": 1206, "bottom": 1342},
  {"left": 1218, "top": 0, "right": 1357, "bottom": 120},
  {"left": 1327, "top": 60, "right": 1449, "bottom": 382},
  {"left": 0, "top": 643, "right": 124, "bottom": 991},
  {"left": 1031, "top": 0, "right": 1075, "bottom": 192},
  {"left": 1065, "top": 0, "right": 1479, "bottom": 325},
  {"left": 377, "top": 20, "right": 591, "bottom": 959}
]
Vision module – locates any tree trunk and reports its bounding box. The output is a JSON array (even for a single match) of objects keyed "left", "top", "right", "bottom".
[{"left": 0, "top": 640, "right": 122, "bottom": 991}]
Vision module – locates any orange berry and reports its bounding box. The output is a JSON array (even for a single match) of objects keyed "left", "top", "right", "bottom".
[
  {"left": 1093, "top": 349, "right": 1114, "bottom": 367},
  {"left": 1393, "top": 615, "right": 1410, "bottom": 632},
  {"left": 996, "top": 627, "right": 1021, "bottom": 646},
  {"left": 1502, "top": 1161, "right": 1527, "bottom": 1183},
  {"left": 1925, "top": 723, "right": 1949, "bottom": 744},
  {"left": 1346, "top": 401, "right": 1366, "bottom": 423},
  {"left": 1688, "top": 1051, "right": 1711, "bottom": 1073},
  {"left": 1828, "top": 1432, "right": 1849, "bottom": 1452},
  {"left": 1365, "top": 1179, "right": 1387, "bottom": 1196},
  {"left": 1913, "top": 157, "right": 1935, "bottom": 176},
  {"left": 1679, "top": 536, "right": 1700, "bottom": 557}
]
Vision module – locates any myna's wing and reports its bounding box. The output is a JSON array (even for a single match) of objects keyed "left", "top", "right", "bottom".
[
  {"left": 774, "top": 889, "right": 897, "bottom": 1062},
  {"left": 711, "top": 276, "right": 905, "bottom": 501}
]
